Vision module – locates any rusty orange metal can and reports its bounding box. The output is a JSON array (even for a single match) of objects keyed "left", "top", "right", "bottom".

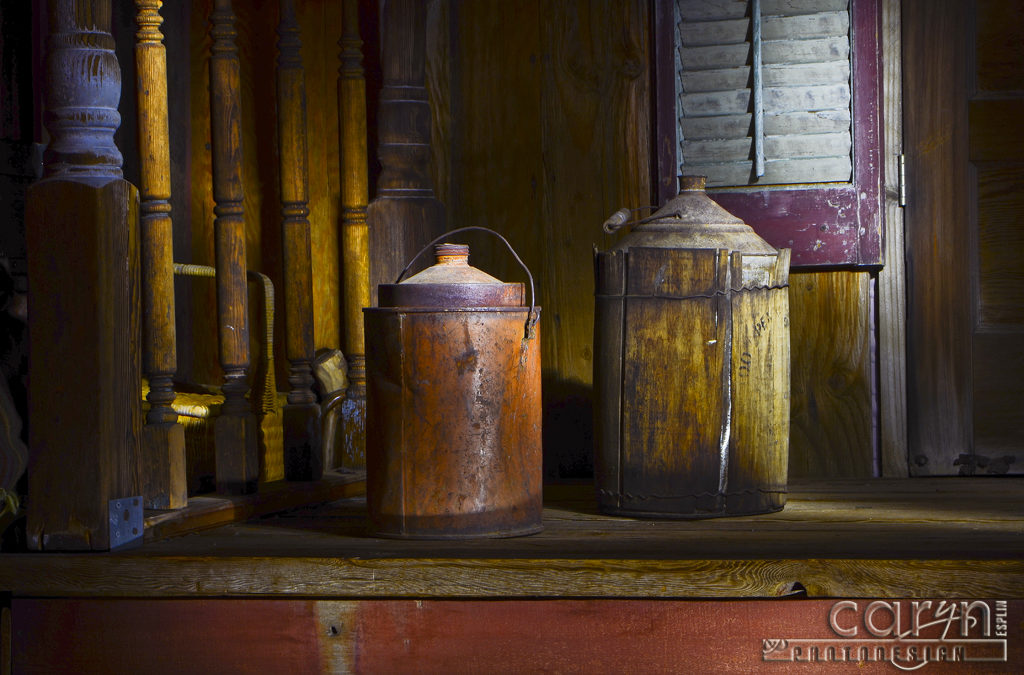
[{"left": 364, "top": 228, "right": 543, "bottom": 539}]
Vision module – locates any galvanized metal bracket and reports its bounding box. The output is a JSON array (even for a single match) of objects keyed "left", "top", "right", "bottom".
[
  {"left": 108, "top": 496, "right": 144, "bottom": 550},
  {"left": 898, "top": 153, "right": 907, "bottom": 206}
]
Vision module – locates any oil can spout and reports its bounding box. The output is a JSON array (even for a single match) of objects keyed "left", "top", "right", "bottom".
[
  {"left": 602, "top": 208, "right": 631, "bottom": 234},
  {"left": 679, "top": 175, "right": 706, "bottom": 191}
]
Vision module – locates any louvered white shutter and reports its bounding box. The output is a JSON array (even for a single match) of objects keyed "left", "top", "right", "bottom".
[{"left": 676, "top": 0, "right": 852, "bottom": 188}]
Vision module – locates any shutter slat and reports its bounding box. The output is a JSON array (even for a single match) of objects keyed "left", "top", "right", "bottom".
[
  {"left": 763, "top": 83, "right": 850, "bottom": 114},
  {"left": 681, "top": 156, "right": 851, "bottom": 186},
  {"left": 680, "top": 89, "right": 751, "bottom": 117},
  {"left": 679, "top": 18, "right": 749, "bottom": 47},
  {"left": 680, "top": 42, "right": 751, "bottom": 70},
  {"left": 762, "top": 11, "right": 849, "bottom": 39},
  {"left": 762, "top": 0, "right": 849, "bottom": 17},
  {"left": 678, "top": 0, "right": 750, "bottom": 22},
  {"left": 763, "top": 36, "right": 849, "bottom": 65}
]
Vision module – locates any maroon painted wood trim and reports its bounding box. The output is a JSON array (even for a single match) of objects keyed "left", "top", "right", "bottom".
[{"left": 655, "top": 0, "right": 885, "bottom": 267}]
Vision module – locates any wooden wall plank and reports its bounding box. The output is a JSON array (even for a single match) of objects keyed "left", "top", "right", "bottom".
[
  {"left": 903, "top": 0, "right": 973, "bottom": 474},
  {"left": 976, "top": 165, "right": 1024, "bottom": 326},
  {"left": 442, "top": 0, "right": 650, "bottom": 479},
  {"left": 973, "top": 333, "right": 1024, "bottom": 466},
  {"left": 969, "top": 100, "right": 1024, "bottom": 162},
  {"left": 12, "top": 598, "right": 1024, "bottom": 674},
  {"left": 975, "top": 0, "right": 1024, "bottom": 93},
  {"left": 878, "top": 0, "right": 908, "bottom": 477},
  {"left": 788, "top": 271, "right": 874, "bottom": 479}
]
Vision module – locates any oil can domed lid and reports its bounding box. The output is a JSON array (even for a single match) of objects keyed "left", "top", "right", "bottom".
[
  {"left": 377, "top": 243, "right": 525, "bottom": 308},
  {"left": 606, "top": 176, "right": 777, "bottom": 255}
]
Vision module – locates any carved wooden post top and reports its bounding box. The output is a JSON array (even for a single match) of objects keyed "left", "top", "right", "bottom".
[{"left": 43, "top": 0, "right": 123, "bottom": 179}]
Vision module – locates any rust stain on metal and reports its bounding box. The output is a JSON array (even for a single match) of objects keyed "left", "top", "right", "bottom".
[{"left": 365, "top": 237, "right": 542, "bottom": 539}]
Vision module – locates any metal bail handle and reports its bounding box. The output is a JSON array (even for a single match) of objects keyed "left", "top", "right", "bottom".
[{"left": 395, "top": 226, "right": 539, "bottom": 338}]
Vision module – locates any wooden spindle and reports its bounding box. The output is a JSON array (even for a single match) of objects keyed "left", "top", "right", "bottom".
[
  {"left": 366, "top": 0, "right": 445, "bottom": 295},
  {"left": 209, "top": 0, "right": 258, "bottom": 495},
  {"left": 337, "top": 0, "right": 371, "bottom": 469},
  {"left": 26, "top": 0, "right": 142, "bottom": 549},
  {"left": 277, "top": 0, "right": 322, "bottom": 480},
  {"left": 135, "top": 0, "right": 187, "bottom": 510}
]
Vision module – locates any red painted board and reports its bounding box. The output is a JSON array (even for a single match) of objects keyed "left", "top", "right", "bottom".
[
  {"left": 12, "top": 598, "right": 1021, "bottom": 673},
  {"left": 11, "top": 599, "right": 323, "bottom": 675}
]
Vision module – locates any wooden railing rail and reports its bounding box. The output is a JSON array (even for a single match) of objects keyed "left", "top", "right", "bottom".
[{"left": 25, "top": 0, "right": 377, "bottom": 549}]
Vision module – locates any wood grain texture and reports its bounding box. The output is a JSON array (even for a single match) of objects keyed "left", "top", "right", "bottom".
[
  {"left": 25, "top": 1, "right": 143, "bottom": 550},
  {"left": 209, "top": 0, "right": 259, "bottom": 495},
  {"left": 975, "top": 0, "right": 1024, "bottom": 94},
  {"left": 276, "top": 0, "right": 322, "bottom": 481},
  {"left": 973, "top": 333, "right": 1024, "bottom": 466},
  {"left": 878, "top": 0, "right": 907, "bottom": 477},
  {"left": 788, "top": 271, "right": 873, "bottom": 478},
  {"left": 299, "top": 0, "right": 342, "bottom": 354},
  {"left": 443, "top": 0, "right": 650, "bottom": 479},
  {"left": 3, "top": 479, "right": 1023, "bottom": 598},
  {"left": 16, "top": 598, "right": 1024, "bottom": 671},
  {"left": 26, "top": 179, "right": 142, "bottom": 550},
  {"left": 366, "top": 0, "right": 445, "bottom": 297},
  {"left": 336, "top": 0, "right": 370, "bottom": 471},
  {"left": 143, "top": 470, "right": 366, "bottom": 542},
  {"left": 184, "top": 0, "right": 343, "bottom": 387},
  {"left": 13, "top": 598, "right": 1024, "bottom": 674},
  {"left": 903, "top": 0, "right": 973, "bottom": 474},
  {"left": 974, "top": 165, "right": 1024, "bottom": 327},
  {"left": 135, "top": 0, "right": 188, "bottom": 509},
  {"left": 12, "top": 599, "right": 324, "bottom": 675}
]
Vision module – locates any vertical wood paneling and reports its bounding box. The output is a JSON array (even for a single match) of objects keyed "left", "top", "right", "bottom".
[
  {"left": 965, "top": 0, "right": 1024, "bottom": 473},
  {"left": 878, "top": 0, "right": 907, "bottom": 477},
  {"left": 903, "top": 0, "right": 973, "bottom": 474},
  {"left": 788, "top": 271, "right": 874, "bottom": 478},
  {"left": 538, "top": 1, "right": 650, "bottom": 477},
  {"left": 443, "top": 0, "right": 650, "bottom": 479}
]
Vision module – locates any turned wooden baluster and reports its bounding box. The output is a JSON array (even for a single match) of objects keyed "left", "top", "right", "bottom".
[
  {"left": 209, "top": 0, "right": 258, "bottom": 494},
  {"left": 135, "top": 0, "right": 187, "bottom": 509},
  {"left": 27, "top": 0, "right": 142, "bottom": 549},
  {"left": 367, "top": 0, "right": 445, "bottom": 294},
  {"left": 337, "top": 0, "right": 370, "bottom": 469},
  {"left": 277, "top": 0, "right": 322, "bottom": 480}
]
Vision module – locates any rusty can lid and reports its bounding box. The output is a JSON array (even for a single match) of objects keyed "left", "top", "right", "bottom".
[
  {"left": 604, "top": 175, "right": 777, "bottom": 256},
  {"left": 377, "top": 243, "right": 525, "bottom": 308}
]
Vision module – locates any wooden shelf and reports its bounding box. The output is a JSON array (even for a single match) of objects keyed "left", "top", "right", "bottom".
[{"left": 2, "top": 477, "right": 1022, "bottom": 599}]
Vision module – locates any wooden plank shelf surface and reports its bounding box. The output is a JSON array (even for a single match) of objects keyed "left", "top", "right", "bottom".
[{"left": 2, "top": 478, "right": 1022, "bottom": 599}]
